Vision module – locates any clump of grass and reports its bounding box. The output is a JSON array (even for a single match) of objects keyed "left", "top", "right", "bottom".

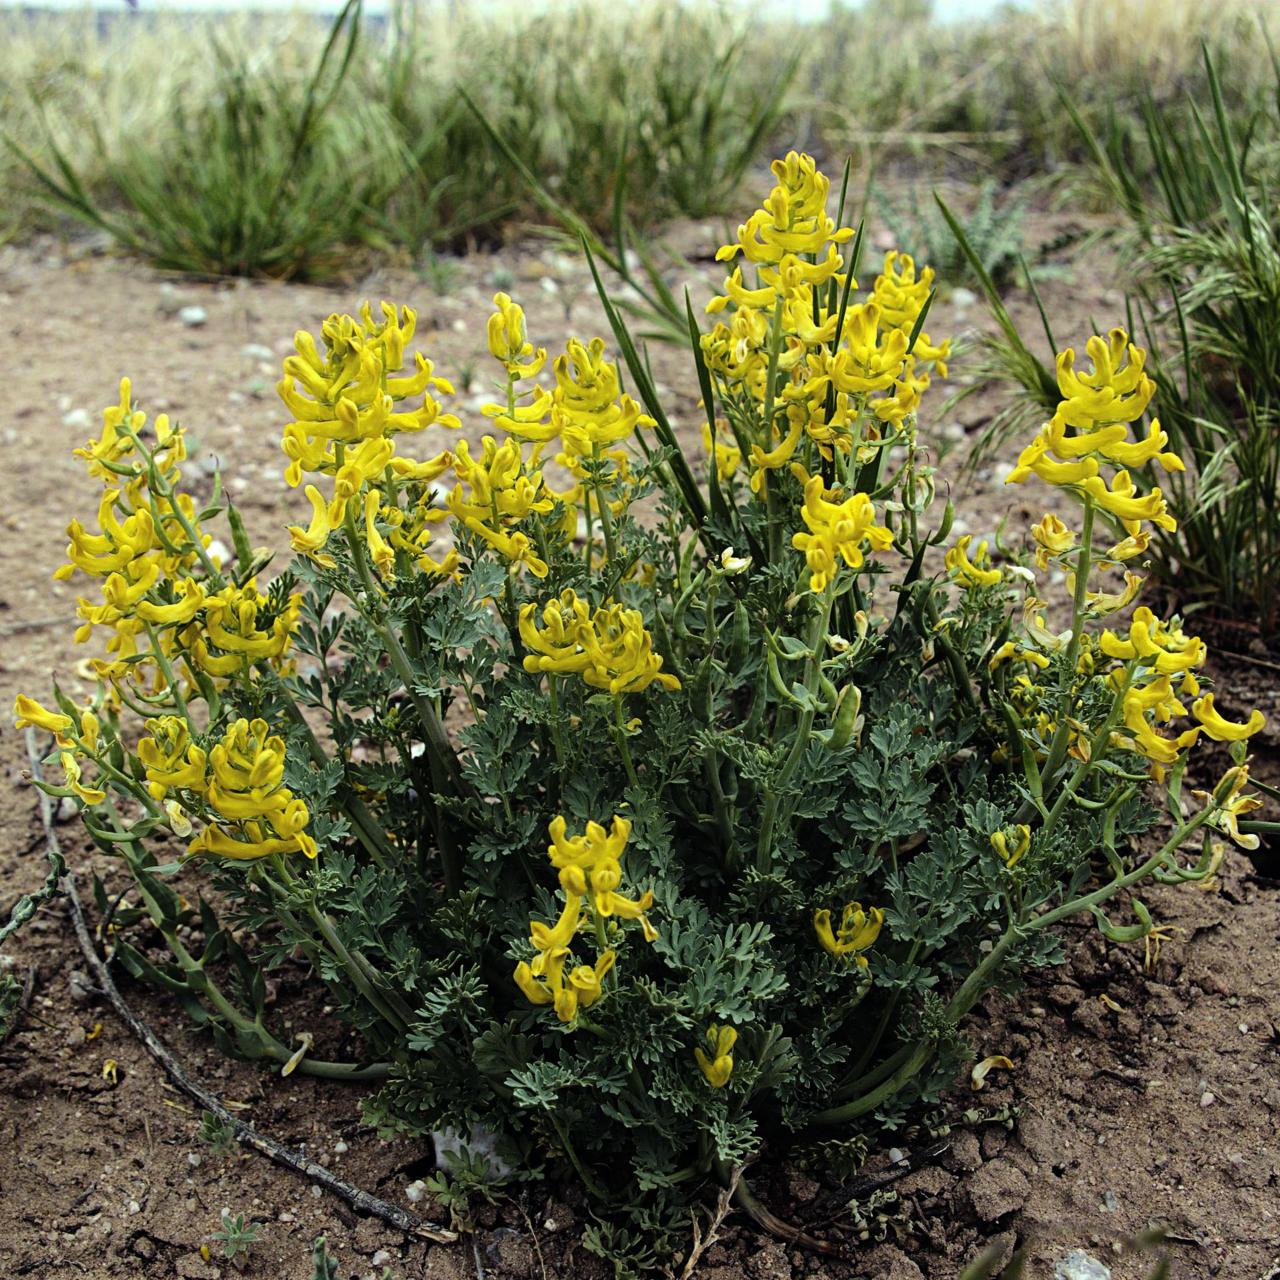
[{"left": 9, "top": 1, "right": 405, "bottom": 278}]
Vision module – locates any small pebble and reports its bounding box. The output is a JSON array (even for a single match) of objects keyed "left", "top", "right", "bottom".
[
  {"left": 187, "top": 1153, "right": 201, "bottom": 1168},
  {"left": 310, "top": 1184, "right": 322, "bottom": 1198},
  {"left": 179, "top": 305, "right": 208, "bottom": 327},
  {"left": 1101, "top": 1190, "right": 1118, "bottom": 1212},
  {"left": 127, "top": 1199, "right": 141, "bottom": 1215},
  {"left": 62, "top": 408, "right": 91, "bottom": 430},
  {"left": 241, "top": 343, "right": 274, "bottom": 361},
  {"left": 1200, "top": 1090, "right": 1216, "bottom": 1107},
  {"left": 404, "top": 1179, "right": 427, "bottom": 1203},
  {"left": 334, "top": 1140, "right": 348, "bottom": 1154},
  {"left": 888, "top": 1147, "right": 906, "bottom": 1164},
  {"left": 371, "top": 1250, "right": 392, "bottom": 1267},
  {"left": 950, "top": 286, "right": 978, "bottom": 309}
]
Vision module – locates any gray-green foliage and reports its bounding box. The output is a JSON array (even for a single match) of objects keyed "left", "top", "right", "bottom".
[{"left": 880, "top": 181, "right": 1031, "bottom": 293}]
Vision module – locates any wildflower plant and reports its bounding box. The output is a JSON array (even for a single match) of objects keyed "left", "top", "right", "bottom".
[{"left": 17, "top": 153, "right": 1268, "bottom": 1248}]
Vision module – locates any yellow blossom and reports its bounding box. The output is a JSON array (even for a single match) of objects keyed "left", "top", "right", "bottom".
[
  {"left": 1191, "top": 694, "right": 1265, "bottom": 742},
  {"left": 13, "top": 694, "right": 74, "bottom": 741},
  {"left": 519, "top": 591, "right": 680, "bottom": 694},
  {"left": 1193, "top": 765, "right": 1265, "bottom": 849},
  {"left": 486, "top": 292, "right": 546, "bottom": 379},
  {"left": 945, "top": 536, "right": 1002, "bottom": 590},
  {"left": 791, "top": 474, "right": 893, "bottom": 593},
  {"left": 694, "top": 1024, "right": 737, "bottom": 1088},
  {"left": 990, "top": 825, "right": 1031, "bottom": 868},
  {"left": 1031, "top": 514, "right": 1074, "bottom": 569},
  {"left": 813, "top": 901, "right": 884, "bottom": 965}
]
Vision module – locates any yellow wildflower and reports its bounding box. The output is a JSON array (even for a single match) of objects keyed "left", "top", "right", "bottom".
[
  {"left": 13, "top": 695, "right": 74, "bottom": 741},
  {"left": 546, "top": 815, "right": 654, "bottom": 923},
  {"left": 813, "top": 901, "right": 884, "bottom": 965},
  {"left": 486, "top": 292, "right": 546, "bottom": 379},
  {"left": 1099, "top": 607, "right": 1205, "bottom": 674},
  {"left": 1191, "top": 694, "right": 1265, "bottom": 742},
  {"left": 1031, "top": 513, "right": 1074, "bottom": 569},
  {"left": 945, "top": 536, "right": 1002, "bottom": 590},
  {"left": 519, "top": 591, "right": 680, "bottom": 694},
  {"left": 791, "top": 473, "right": 893, "bottom": 593},
  {"left": 187, "top": 718, "right": 317, "bottom": 861},
  {"left": 990, "top": 825, "right": 1031, "bottom": 868},
  {"left": 694, "top": 1024, "right": 737, "bottom": 1088},
  {"left": 1193, "top": 765, "right": 1264, "bottom": 850}
]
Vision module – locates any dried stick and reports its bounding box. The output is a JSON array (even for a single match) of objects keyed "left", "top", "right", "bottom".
[
  {"left": 26, "top": 730, "right": 456, "bottom": 1245},
  {"left": 679, "top": 1165, "right": 741, "bottom": 1280}
]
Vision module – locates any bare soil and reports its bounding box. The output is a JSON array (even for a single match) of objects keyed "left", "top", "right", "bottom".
[{"left": 0, "top": 208, "right": 1277, "bottom": 1280}]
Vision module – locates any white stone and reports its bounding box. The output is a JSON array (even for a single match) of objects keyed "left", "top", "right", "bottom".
[
  {"left": 1054, "top": 1250, "right": 1111, "bottom": 1280},
  {"left": 178, "top": 305, "right": 208, "bottom": 327},
  {"left": 62, "top": 408, "right": 92, "bottom": 430}
]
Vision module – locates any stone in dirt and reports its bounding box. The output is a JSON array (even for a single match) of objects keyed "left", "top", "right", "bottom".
[
  {"left": 175, "top": 1253, "right": 220, "bottom": 1279},
  {"left": 1054, "top": 1249, "right": 1111, "bottom": 1280}
]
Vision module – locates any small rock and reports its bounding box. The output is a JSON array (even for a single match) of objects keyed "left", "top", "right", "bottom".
[
  {"left": 179, "top": 305, "right": 208, "bottom": 328},
  {"left": 127, "top": 1199, "right": 141, "bottom": 1215},
  {"left": 131, "top": 1234, "right": 157, "bottom": 1260},
  {"left": 405, "top": 1179, "right": 427, "bottom": 1203},
  {"left": 950, "top": 286, "right": 978, "bottom": 309},
  {"left": 1101, "top": 1190, "right": 1118, "bottom": 1212},
  {"left": 1054, "top": 1249, "right": 1111, "bottom": 1280},
  {"left": 241, "top": 343, "right": 274, "bottom": 361},
  {"left": 66, "top": 1026, "right": 87, "bottom": 1048},
  {"left": 1200, "top": 1090, "right": 1216, "bottom": 1107},
  {"left": 371, "top": 1249, "right": 392, "bottom": 1267},
  {"left": 187, "top": 1152, "right": 201, "bottom": 1168},
  {"left": 334, "top": 1140, "right": 349, "bottom": 1154},
  {"left": 62, "top": 408, "right": 92, "bottom": 430}
]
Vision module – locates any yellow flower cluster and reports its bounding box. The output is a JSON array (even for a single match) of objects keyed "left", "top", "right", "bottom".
[
  {"left": 514, "top": 815, "right": 654, "bottom": 1023},
  {"left": 1097, "top": 607, "right": 1263, "bottom": 767},
  {"left": 813, "top": 901, "right": 884, "bottom": 966},
  {"left": 1007, "top": 329, "right": 1183, "bottom": 535},
  {"left": 519, "top": 590, "right": 681, "bottom": 694},
  {"left": 694, "top": 1024, "right": 737, "bottom": 1088},
  {"left": 990, "top": 824, "right": 1031, "bottom": 868},
  {"left": 791, "top": 472, "right": 894, "bottom": 593},
  {"left": 51, "top": 381, "right": 301, "bottom": 700},
  {"left": 13, "top": 698, "right": 107, "bottom": 806},
  {"left": 701, "top": 153, "right": 949, "bottom": 493},
  {"left": 139, "top": 716, "right": 316, "bottom": 860},
  {"left": 446, "top": 435, "right": 556, "bottom": 578},
  {"left": 281, "top": 302, "right": 460, "bottom": 570}
]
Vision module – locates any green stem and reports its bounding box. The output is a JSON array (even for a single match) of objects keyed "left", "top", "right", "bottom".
[
  {"left": 612, "top": 695, "right": 640, "bottom": 789},
  {"left": 756, "top": 586, "right": 834, "bottom": 872},
  {"left": 1038, "top": 497, "right": 1095, "bottom": 792}
]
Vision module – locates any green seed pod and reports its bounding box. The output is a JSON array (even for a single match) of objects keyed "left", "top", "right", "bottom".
[
  {"left": 727, "top": 599, "right": 749, "bottom": 670},
  {"left": 826, "top": 683, "right": 863, "bottom": 752}
]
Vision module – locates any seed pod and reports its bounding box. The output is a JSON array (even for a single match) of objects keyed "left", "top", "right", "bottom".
[
  {"left": 826, "top": 684, "right": 863, "bottom": 752},
  {"left": 727, "top": 599, "right": 749, "bottom": 670}
]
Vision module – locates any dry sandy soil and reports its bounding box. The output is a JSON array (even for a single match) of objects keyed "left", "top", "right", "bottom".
[{"left": 0, "top": 208, "right": 1277, "bottom": 1280}]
